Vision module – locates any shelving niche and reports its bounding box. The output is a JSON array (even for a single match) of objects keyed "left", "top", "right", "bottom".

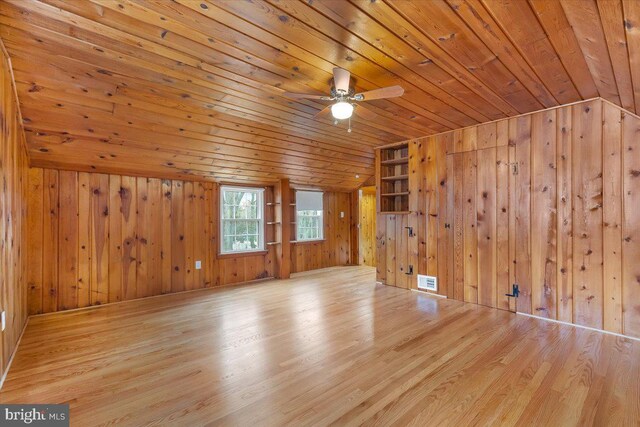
[{"left": 377, "top": 143, "right": 409, "bottom": 214}]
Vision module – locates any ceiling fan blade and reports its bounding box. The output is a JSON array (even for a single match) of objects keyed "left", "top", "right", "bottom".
[
  {"left": 355, "top": 85, "right": 404, "bottom": 101},
  {"left": 353, "top": 104, "right": 377, "bottom": 121},
  {"left": 315, "top": 104, "right": 333, "bottom": 118},
  {"left": 333, "top": 67, "right": 351, "bottom": 93},
  {"left": 283, "top": 92, "right": 331, "bottom": 100}
]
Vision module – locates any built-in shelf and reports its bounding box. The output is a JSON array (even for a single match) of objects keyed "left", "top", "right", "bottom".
[
  {"left": 380, "top": 157, "right": 409, "bottom": 166},
  {"left": 289, "top": 203, "right": 296, "bottom": 206},
  {"left": 266, "top": 202, "right": 280, "bottom": 206},
  {"left": 379, "top": 211, "right": 410, "bottom": 215},
  {"left": 377, "top": 143, "right": 410, "bottom": 214},
  {"left": 266, "top": 241, "right": 280, "bottom": 246},
  {"left": 266, "top": 221, "right": 280, "bottom": 225},
  {"left": 381, "top": 192, "right": 409, "bottom": 197},
  {"left": 381, "top": 174, "right": 408, "bottom": 181}
]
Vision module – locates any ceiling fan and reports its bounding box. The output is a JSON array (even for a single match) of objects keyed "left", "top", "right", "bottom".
[{"left": 283, "top": 67, "right": 404, "bottom": 132}]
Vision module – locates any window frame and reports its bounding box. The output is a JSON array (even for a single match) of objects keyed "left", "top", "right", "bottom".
[
  {"left": 295, "top": 190, "right": 324, "bottom": 243},
  {"left": 219, "top": 185, "right": 265, "bottom": 255}
]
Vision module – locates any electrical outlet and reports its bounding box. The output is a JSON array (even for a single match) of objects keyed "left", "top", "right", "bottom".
[
  {"left": 195, "top": 260, "right": 202, "bottom": 270},
  {"left": 1, "top": 311, "right": 5, "bottom": 332},
  {"left": 340, "top": 211, "right": 345, "bottom": 218}
]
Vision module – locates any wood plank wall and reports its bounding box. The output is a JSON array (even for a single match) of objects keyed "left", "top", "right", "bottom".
[
  {"left": 290, "top": 191, "right": 352, "bottom": 273},
  {"left": 378, "top": 98, "right": 640, "bottom": 339},
  {"left": 0, "top": 42, "right": 28, "bottom": 378},
  {"left": 27, "top": 169, "right": 353, "bottom": 314}
]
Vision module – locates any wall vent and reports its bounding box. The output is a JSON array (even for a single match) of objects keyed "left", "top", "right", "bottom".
[{"left": 417, "top": 275, "right": 437, "bottom": 292}]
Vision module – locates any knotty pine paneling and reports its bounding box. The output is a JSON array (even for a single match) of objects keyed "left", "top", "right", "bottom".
[
  {"left": 290, "top": 191, "right": 352, "bottom": 273},
  {"left": 27, "top": 170, "right": 232, "bottom": 313},
  {"left": 27, "top": 171, "right": 277, "bottom": 313},
  {"left": 6, "top": 0, "right": 640, "bottom": 189},
  {"left": 378, "top": 98, "right": 640, "bottom": 339},
  {"left": 0, "top": 42, "right": 28, "bottom": 378},
  {"left": 28, "top": 170, "right": 353, "bottom": 314}
]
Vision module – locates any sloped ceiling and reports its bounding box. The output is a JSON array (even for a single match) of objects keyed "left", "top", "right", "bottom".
[{"left": 1, "top": 0, "right": 638, "bottom": 190}]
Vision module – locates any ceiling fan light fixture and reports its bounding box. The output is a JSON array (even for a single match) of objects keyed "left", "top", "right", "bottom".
[{"left": 331, "top": 101, "right": 353, "bottom": 120}]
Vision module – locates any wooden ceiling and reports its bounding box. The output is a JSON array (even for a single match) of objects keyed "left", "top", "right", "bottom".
[{"left": 1, "top": 0, "right": 639, "bottom": 190}]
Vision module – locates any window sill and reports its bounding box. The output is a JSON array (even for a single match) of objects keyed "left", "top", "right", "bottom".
[
  {"left": 291, "top": 239, "right": 325, "bottom": 245},
  {"left": 217, "top": 250, "right": 269, "bottom": 259}
]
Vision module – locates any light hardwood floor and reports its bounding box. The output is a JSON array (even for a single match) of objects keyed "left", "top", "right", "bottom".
[{"left": 2, "top": 266, "right": 639, "bottom": 426}]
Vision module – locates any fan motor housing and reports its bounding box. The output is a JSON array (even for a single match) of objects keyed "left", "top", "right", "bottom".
[{"left": 330, "top": 86, "right": 355, "bottom": 98}]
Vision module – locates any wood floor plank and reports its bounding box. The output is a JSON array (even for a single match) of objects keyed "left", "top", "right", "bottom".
[{"left": 1, "top": 267, "right": 638, "bottom": 426}]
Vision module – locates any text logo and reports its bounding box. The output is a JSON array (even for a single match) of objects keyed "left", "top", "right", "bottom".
[{"left": 0, "top": 405, "right": 69, "bottom": 426}]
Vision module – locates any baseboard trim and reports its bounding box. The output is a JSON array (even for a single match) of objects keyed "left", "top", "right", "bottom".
[
  {"left": 517, "top": 312, "right": 640, "bottom": 342},
  {"left": 29, "top": 276, "right": 275, "bottom": 319},
  {"left": 0, "top": 316, "right": 29, "bottom": 390},
  {"left": 410, "top": 289, "right": 447, "bottom": 298}
]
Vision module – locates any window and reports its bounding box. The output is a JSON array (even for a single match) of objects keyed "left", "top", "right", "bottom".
[
  {"left": 220, "top": 186, "right": 264, "bottom": 254},
  {"left": 296, "top": 190, "right": 323, "bottom": 241}
]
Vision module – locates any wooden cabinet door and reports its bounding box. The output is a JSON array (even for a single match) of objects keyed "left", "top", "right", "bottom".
[{"left": 375, "top": 213, "right": 412, "bottom": 289}]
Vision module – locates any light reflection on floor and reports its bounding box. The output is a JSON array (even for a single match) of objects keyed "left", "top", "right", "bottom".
[{"left": 415, "top": 292, "right": 441, "bottom": 314}]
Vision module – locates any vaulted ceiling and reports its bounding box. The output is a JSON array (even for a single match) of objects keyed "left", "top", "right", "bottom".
[{"left": 1, "top": 0, "right": 639, "bottom": 190}]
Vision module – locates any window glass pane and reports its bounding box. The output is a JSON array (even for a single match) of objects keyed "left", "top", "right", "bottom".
[
  {"left": 296, "top": 191, "right": 324, "bottom": 241},
  {"left": 220, "top": 187, "right": 264, "bottom": 253},
  {"left": 236, "top": 198, "right": 246, "bottom": 219},
  {"left": 233, "top": 221, "right": 242, "bottom": 236},
  {"left": 223, "top": 220, "right": 233, "bottom": 236},
  {"left": 249, "top": 233, "right": 258, "bottom": 249},
  {"left": 220, "top": 205, "right": 229, "bottom": 219},
  {"left": 233, "top": 234, "right": 250, "bottom": 251},
  {"left": 223, "top": 235, "right": 233, "bottom": 252}
]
